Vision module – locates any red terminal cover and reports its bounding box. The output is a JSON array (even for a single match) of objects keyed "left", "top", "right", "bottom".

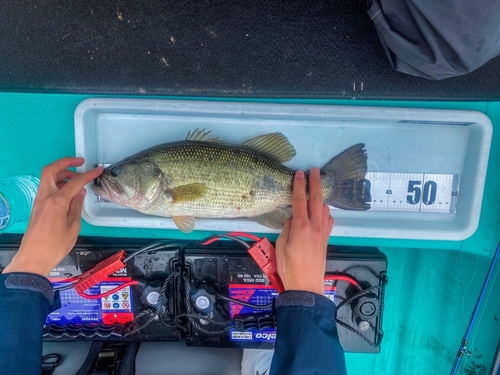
[
  {"left": 74, "top": 250, "right": 127, "bottom": 295},
  {"left": 247, "top": 237, "right": 285, "bottom": 293}
]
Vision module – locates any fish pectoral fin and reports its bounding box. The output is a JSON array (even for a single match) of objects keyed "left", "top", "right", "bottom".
[
  {"left": 241, "top": 133, "right": 296, "bottom": 164},
  {"left": 173, "top": 216, "right": 196, "bottom": 233},
  {"left": 185, "top": 128, "right": 226, "bottom": 144},
  {"left": 166, "top": 183, "right": 207, "bottom": 203},
  {"left": 249, "top": 208, "right": 290, "bottom": 229}
]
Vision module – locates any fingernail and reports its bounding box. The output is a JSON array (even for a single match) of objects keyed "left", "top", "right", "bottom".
[
  {"left": 79, "top": 189, "right": 87, "bottom": 197},
  {"left": 295, "top": 170, "right": 304, "bottom": 179},
  {"left": 312, "top": 167, "right": 320, "bottom": 175}
]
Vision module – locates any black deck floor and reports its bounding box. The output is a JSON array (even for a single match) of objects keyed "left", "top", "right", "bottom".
[{"left": 1, "top": 0, "right": 499, "bottom": 100}]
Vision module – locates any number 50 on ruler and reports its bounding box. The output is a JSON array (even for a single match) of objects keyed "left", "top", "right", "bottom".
[{"left": 339, "top": 173, "right": 460, "bottom": 213}]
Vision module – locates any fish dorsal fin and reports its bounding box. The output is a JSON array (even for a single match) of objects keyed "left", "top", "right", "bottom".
[
  {"left": 165, "top": 183, "right": 207, "bottom": 203},
  {"left": 241, "top": 133, "right": 296, "bottom": 163},
  {"left": 249, "top": 208, "right": 290, "bottom": 229},
  {"left": 173, "top": 216, "right": 195, "bottom": 233},
  {"left": 186, "top": 128, "right": 225, "bottom": 143}
]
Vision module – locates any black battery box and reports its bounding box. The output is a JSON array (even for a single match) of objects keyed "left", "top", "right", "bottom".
[
  {"left": 184, "top": 243, "right": 387, "bottom": 353},
  {"left": 0, "top": 236, "right": 182, "bottom": 342},
  {"left": 0, "top": 235, "right": 387, "bottom": 353}
]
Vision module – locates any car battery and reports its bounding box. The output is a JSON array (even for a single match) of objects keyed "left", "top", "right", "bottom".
[
  {"left": 184, "top": 243, "right": 387, "bottom": 353},
  {"left": 324, "top": 246, "right": 388, "bottom": 353},
  {"left": 0, "top": 237, "right": 183, "bottom": 342}
]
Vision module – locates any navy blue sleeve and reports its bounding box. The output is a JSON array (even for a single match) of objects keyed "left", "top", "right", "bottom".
[
  {"left": 270, "top": 290, "right": 347, "bottom": 375},
  {"left": 0, "top": 272, "right": 59, "bottom": 375}
]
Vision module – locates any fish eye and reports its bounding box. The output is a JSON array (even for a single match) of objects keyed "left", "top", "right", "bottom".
[{"left": 109, "top": 166, "right": 120, "bottom": 177}]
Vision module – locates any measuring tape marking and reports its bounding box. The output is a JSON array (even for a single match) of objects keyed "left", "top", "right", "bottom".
[{"left": 347, "top": 172, "right": 459, "bottom": 213}]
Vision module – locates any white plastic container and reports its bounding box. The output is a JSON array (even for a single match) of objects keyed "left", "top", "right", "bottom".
[{"left": 75, "top": 99, "right": 492, "bottom": 240}]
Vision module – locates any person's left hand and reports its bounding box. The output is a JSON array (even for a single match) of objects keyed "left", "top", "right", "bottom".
[{"left": 2, "top": 157, "right": 103, "bottom": 277}]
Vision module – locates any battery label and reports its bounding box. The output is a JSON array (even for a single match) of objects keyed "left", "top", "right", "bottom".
[
  {"left": 47, "top": 278, "right": 134, "bottom": 326},
  {"left": 229, "top": 272, "right": 336, "bottom": 343}
]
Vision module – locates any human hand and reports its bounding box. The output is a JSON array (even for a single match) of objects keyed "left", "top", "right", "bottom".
[
  {"left": 275, "top": 168, "right": 334, "bottom": 295},
  {"left": 2, "top": 158, "right": 103, "bottom": 277}
]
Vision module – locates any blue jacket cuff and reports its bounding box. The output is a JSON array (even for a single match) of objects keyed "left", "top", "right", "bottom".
[
  {"left": 2, "top": 272, "right": 60, "bottom": 311},
  {"left": 275, "top": 290, "right": 336, "bottom": 319}
]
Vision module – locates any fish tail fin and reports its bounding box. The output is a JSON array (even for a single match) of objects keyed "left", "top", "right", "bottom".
[{"left": 321, "top": 143, "right": 370, "bottom": 211}]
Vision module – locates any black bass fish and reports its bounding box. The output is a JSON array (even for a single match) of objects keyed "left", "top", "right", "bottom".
[{"left": 92, "top": 129, "right": 369, "bottom": 232}]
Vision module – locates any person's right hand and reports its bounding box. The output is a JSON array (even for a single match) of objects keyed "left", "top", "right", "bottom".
[
  {"left": 2, "top": 157, "right": 103, "bottom": 277},
  {"left": 275, "top": 168, "right": 334, "bottom": 295}
]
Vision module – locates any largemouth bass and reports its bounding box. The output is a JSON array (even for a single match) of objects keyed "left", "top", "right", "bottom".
[{"left": 92, "top": 129, "right": 369, "bottom": 232}]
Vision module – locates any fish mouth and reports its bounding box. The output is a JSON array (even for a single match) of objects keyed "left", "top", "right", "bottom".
[
  {"left": 91, "top": 181, "right": 112, "bottom": 202},
  {"left": 92, "top": 175, "right": 119, "bottom": 202},
  {"left": 92, "top": 173, "right": 130, "bottom": 206}
]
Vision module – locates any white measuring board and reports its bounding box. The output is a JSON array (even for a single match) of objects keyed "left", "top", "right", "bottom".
[
  {"left": 351, "top": 172, "right": 460, "bottom": 213},
  {"left": 76, "top": 99, "right": 493, "bottom": 240}
]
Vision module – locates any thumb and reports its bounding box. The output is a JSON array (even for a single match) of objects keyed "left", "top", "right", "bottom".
[
  {"left": 282, "top": 216, "right": 292, "bottom": 239},
  {"left": 276, "top": 216, "right": 292, "bottom": 251},
  {"left": 68, "top": 189, "right": 86, "bottom": 227}
]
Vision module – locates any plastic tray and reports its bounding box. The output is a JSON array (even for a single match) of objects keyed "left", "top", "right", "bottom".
[{"left": 75, "top": 99, "right": 492, "bottom": 240}]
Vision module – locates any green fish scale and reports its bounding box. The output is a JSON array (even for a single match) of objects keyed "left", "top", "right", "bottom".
[{"left": 145, "top": 141, "right": 295, "bottom": 218}]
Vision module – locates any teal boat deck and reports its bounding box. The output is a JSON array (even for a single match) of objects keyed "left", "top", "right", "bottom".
[{"left": 0, "top": 93, "right": 499, "bottom": 374}]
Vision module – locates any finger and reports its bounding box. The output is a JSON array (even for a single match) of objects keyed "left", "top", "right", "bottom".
[
  {"left": 56, "top": 181, "right": 67, "bottom": 189},
  {"left": 323, "top": 205, "right": 334, "bottom": 233},
  {"left": 56, "top": 170, "right": 80, "bottom": 183},
  {"left": 47, "top": 157, "right": 85, "bottom": 174},
  {"left": 58, "top": 167, "right": 103, "bottom": 202},
  {"left": 276, "top": 216, "right": 292, "bottom": 247},
  {"left": 276, "top": 216, "right": 292, "bottom": 269},
  {"left": 281, "top": 216, "right": 292, "bottom": 240},
  {"left": 322, "top": 205, "right": 331, "bottom": 227},
  {"left": 308, "top": 168, "right": 324, "bottom": 222},
  {"left": 291, "top": 171, "right": 308, "bottom": 221},
  {"left": 327, "top": 215, "right": 334, "bottom": 234},
  {"left": 38, "top": 157, "right": 85, "bottom": 199},
  {"left": 67, "top": 189, "right": 86, "bottom": 227}
]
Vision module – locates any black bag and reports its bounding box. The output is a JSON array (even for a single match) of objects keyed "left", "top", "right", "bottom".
[{"left": 369, "top": 0, "right": 500, "bottom": 79}]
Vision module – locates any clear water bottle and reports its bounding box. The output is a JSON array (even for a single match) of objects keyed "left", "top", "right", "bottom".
[{"left": 0, "top": 176, "right": 40, "bottom": 231}]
